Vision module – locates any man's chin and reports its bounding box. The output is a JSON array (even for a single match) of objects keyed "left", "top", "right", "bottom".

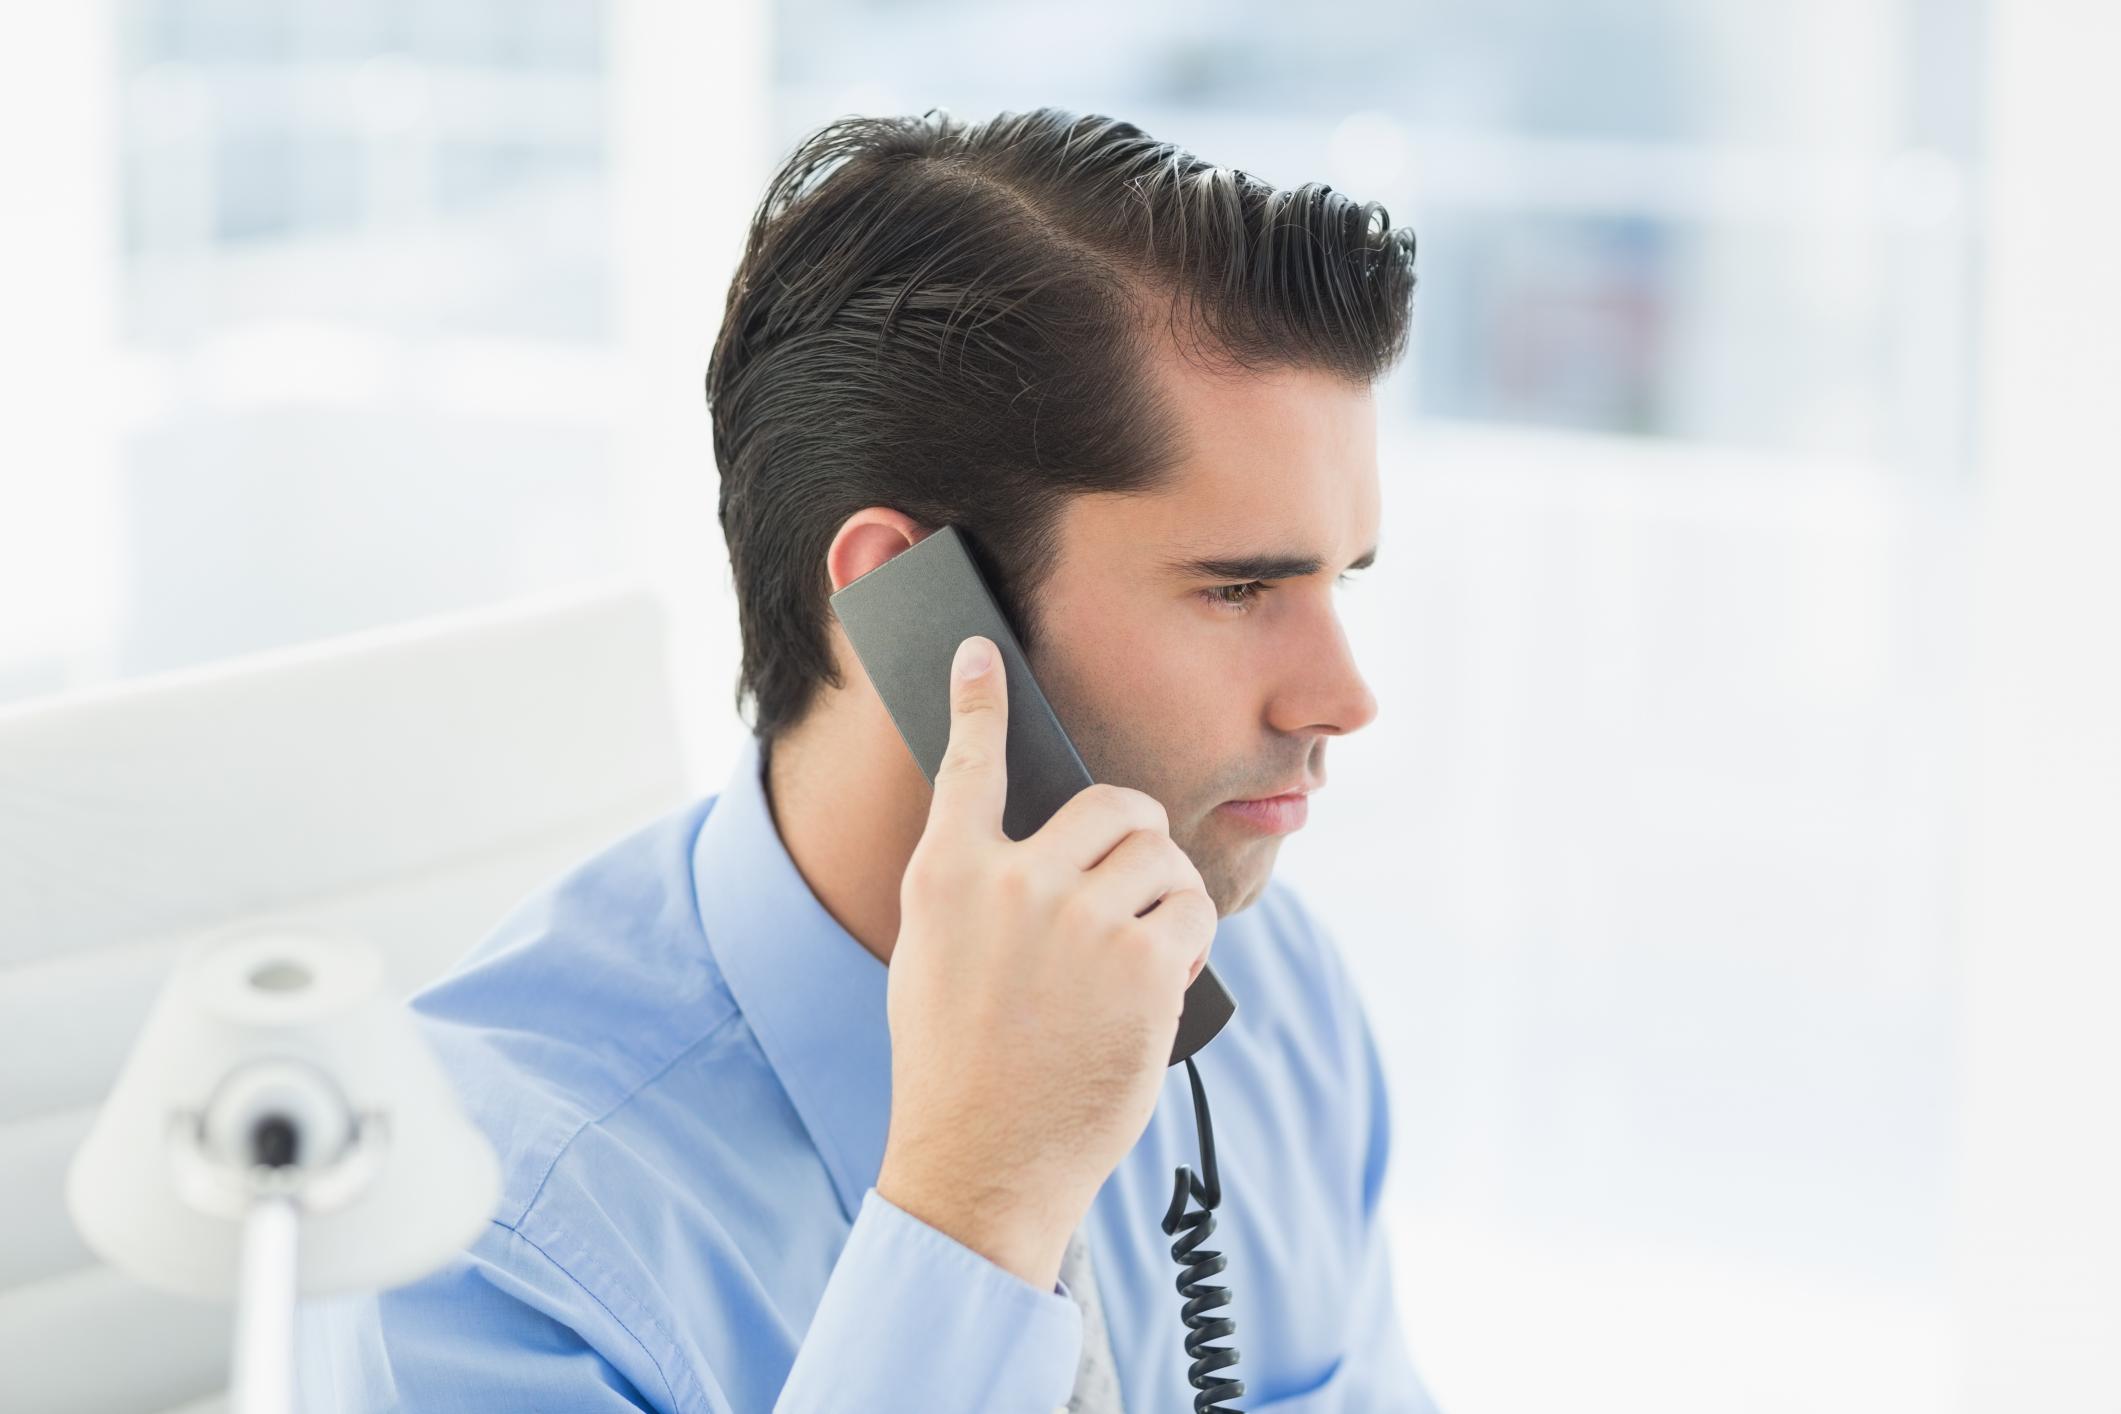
[{"left": 1199, "top": 841, "right": 1279, "bottom": 919}]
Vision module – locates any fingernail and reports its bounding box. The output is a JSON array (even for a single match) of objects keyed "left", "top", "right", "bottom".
[{"left": 954, "top": 637, "right": 993, "bottom": 680}]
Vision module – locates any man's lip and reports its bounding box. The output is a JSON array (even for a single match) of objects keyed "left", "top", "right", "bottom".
[{"left": 1227, "top": 780, "right": 1323, "bottom": 804}]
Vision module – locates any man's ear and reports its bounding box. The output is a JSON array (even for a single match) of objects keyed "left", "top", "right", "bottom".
[{"left": 826, "top": 509, "right": 932, "bottom": 593}]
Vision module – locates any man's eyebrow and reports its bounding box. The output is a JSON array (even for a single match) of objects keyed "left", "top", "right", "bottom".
[{"left": 1161, "top": 544, "right": 1379, "bottom": 581}]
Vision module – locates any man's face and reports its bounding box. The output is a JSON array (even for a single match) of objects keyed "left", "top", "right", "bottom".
[{"left": 1024, "top": 341, "right": 1382, "bottom": 917}]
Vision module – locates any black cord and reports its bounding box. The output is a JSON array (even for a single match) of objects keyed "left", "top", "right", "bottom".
[{"left": 1163, "top": 1056, "right": 1243, "bottom": 1412}]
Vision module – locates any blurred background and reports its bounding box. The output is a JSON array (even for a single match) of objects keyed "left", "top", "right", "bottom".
[{"left": 3, "top": 2, "right": 2114, "bottom": 1412}]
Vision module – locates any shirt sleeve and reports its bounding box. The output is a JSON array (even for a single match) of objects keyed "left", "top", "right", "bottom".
[
  {"left": 296, "top": 1192, "right": 1080, "bottom": 1414},
  {"left": 773, "top": 1187, "right": 1085, "bottom": 1414},
  {"left": 293, "top": 1222, "right": 676, "bottom": 1413}
]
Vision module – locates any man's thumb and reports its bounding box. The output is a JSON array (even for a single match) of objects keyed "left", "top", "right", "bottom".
[{"left": 931, "top": 635, "right": 1009, "bottom": 834}]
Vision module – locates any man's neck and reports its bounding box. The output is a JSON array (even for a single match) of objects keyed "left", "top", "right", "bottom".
[{"left": 759, "top": 708, "right": 932, "bottom": 967}]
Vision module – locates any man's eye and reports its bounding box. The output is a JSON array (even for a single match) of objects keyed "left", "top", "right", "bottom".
[
  {"left": 1204, "top": 573, "right": 1360, "bottom": 612},
  {"left": 1206, "top": 580, "right": 1272, "bottom": 611}
]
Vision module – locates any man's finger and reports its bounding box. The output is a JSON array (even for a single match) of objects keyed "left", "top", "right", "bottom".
[{"left": 929, "top": 634, "right": 1010, "bottom": 837}]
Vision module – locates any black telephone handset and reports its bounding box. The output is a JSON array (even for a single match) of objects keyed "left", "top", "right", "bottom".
[
  {"left": 828, "top": 524, "right": 1236, "bottom": 1062},
  {"left": 832, "top": 524, "right": 1246, "bottom": 1411}
]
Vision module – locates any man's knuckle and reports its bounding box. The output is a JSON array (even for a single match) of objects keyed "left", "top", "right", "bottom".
[
  {"left": 1082, "top": 782, "right": 1128, "bottom": 811},
  {"left": 1103, "top": 784, "right": 1164, "bottom": 827},
  {"left": 1054, "top": 882, "right": 1099, "bottom": 929},
  {"left": 939, "top": 746, "right": 993, "bottom": 778},
  {"left": 993, "top": 857, "right": 1038, "bottom": 904},
  {"left": 901, "top": 852, "right": 945, "bottom": 899}
]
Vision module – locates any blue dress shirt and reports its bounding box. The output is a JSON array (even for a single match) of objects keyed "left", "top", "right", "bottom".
[{"left": 295, "top": 735, "right": 1437, "bottom": 1412}]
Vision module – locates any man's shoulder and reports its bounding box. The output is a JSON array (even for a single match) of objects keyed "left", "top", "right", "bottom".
[
  {"left": 309, "top": 791, "right": 829, "bottom": 1411},
  {"left": 1226, "top": 874, "right": 1364, "bottom": 1016},
  {"left": 407, "top": 792, "right": 749, "bottom": 1225},
  {"left": 1213, "top": 873, "right": 1387, "bottom": 1110}
]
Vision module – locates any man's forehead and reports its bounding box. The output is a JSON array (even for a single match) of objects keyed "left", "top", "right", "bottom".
[
  {"left": 1146, "top": 339, "right": 1374, "bottom": 471},
  {"left": 1051, "top": 331, "right": 1381, "bottom": 574},
  {"left": 1138, "top": 365, "right": 1380, "bottom": 564}
]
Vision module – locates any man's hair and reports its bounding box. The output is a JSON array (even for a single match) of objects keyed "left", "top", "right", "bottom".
[{"left": 705, "top": 107, "right": 1418, "bottom": 745}]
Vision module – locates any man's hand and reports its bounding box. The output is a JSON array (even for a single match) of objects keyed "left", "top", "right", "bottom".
[{"left": 874, "top": 634, "right": 1217, "bottom": 1291}]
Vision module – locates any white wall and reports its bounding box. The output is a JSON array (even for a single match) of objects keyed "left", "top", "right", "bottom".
[{"left": 1957, "top": 1, "right": 2121, "bottom": 1407}]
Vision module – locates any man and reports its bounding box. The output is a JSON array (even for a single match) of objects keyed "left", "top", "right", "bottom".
[{"left": 297, "top": 107, "right": 1438, "bottom": 1412}]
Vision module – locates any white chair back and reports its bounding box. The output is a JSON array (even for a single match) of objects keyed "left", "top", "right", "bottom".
[{"left": 0, "top": 586, "right": 693, "bottom": 1414}]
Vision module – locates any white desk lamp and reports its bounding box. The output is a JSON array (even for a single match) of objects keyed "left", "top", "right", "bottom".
[{"left": 66, "top": 925, "right": 500, "bottom": 1414}]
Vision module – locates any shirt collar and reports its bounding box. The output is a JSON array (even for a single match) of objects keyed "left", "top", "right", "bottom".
[{"left": 692, "top": 734, "right": 892, "bottom": 1223}]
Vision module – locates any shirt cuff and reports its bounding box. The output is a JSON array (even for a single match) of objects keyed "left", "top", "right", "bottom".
[{"left": 774, "top": 1187, "right": 1084, "bottom": 1413}]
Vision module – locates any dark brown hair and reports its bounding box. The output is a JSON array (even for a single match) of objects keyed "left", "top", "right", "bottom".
[{"left": 706, "top": 107, "right": 1417, "bottom": 745}]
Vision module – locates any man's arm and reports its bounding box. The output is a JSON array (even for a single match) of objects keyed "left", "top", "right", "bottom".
[
  {"left": 775, "top": 1188, "right": 1085, "bottom": 1411},
  {"left": 294, "top": 1223, "right": 679, "bottom": 1413},
  {"left": 296, "top": 1197, "right": 1087, "bottom": 1414}
]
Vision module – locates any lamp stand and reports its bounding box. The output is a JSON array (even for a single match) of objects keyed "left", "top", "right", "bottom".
[{"left": 230, "top": 1192, "right": 299, "bottom": 1414}]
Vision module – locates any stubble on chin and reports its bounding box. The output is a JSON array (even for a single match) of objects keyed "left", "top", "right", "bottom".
[{"left": 1174, "top": 810, "right": 1275, "bottom": 920}]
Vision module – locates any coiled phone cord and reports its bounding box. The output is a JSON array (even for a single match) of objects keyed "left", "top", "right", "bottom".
[{"left": 1163, "top": 1056, "right": 1243, "bottom": 1412}]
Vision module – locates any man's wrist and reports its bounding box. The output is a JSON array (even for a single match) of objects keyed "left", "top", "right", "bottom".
[{"left": 875, "top": 1158, "right": 1074, "bottom": 1291}]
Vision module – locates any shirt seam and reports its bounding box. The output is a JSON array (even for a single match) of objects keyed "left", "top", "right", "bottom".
[
  {"left": 506, "top": 793, "right": 735, "bottom": 1227},
  {"left": 508, "top": 1000, "right": 746, "bottom": 1226},
  {"left": 495, "top": 1218, "right": 686, "bottom": 1412}
]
